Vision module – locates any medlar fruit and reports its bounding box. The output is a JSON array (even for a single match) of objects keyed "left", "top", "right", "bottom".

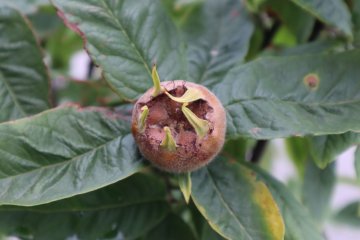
[{"left": 131, "top": 66, "right": 226, "bottom": 173}]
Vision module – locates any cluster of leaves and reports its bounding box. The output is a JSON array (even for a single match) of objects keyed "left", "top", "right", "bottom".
[{"left": 0, "top": 0, "right": 359, "bottom": 239}]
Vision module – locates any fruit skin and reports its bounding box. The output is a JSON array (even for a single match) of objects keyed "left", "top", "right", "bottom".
[{"left": 132, "top": 80, "right": 226, "bottom": 173}]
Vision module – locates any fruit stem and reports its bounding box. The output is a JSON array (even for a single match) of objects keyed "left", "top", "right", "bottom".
[
  {"left": 181, "top": 103, "right": 209, "bottom": 138},
  {"left": 139, "top": 105, "right": 149, "bottom": 132},
  {"left": 160, "top": 127, "right": 177, "bottom": 151},
  {"left": 152, "top": 65, "right": 164, "bottom": 97}
]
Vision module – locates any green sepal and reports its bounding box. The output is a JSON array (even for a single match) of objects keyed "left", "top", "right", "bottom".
[
  {"left": 152, "top": 65, "right": 164, "bottom": 97},
  {"left": 139, "top": 105, "right": 149, "bottom": 132},
  {"left": 182, "top": 104, "right": 209, "bottom": 138},
  {"left": 160, "top": 127, "right": 177, "bottom": 151},
  {"left": 165, "top": 88, "right": 203, "bottom": 103}
]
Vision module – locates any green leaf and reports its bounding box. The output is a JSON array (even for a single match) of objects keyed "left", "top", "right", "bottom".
[
  {"left": 0, "top": 105, "right": 143, "bottom": 206},
  {"left": 191, "top": 157, "right": 284, "bottom": 240},
  {"left": 52, "top": 0, "right": 187, "bottom": 100},
  {"left": 308, "top": 133, "right": 360, "bottom": 168},
  {"left": 355, "top": 146, "right": 360, "bottom": 181},
  {"left": 222, "top": 138, "right": 249, "bottom": 162},
  {"left": 352, "top": 0, "right": 360, "bottom": 48},
  {"left": 188, "top": 200, "right": 207, "bottom": 239},
  {"left": 201, "top": 223, "right": 225, "bottom": 240},
  {"left": 178, "top": 172, "right": 191, "bottom": 203},
  {"left": 353, "top": 0, "right": 360, "bottom": 31},
  {"left": 302, "top": 161, "right": 335, "bottom": 223},
  {"left": 263, "top": 38, "right": 342, "bottom": 57},
  {"left": 0, "top": 0, "right": 50, "bottom": 14},
  {"left": 28, "top": 6, "right": 63, "bottom": 38},
  {"left": 0, "top": 6, "right": 50, "bottom": 123},
  {"left": 265, "top": 0, "right": 315, "bottom": 43},
  {"left": 141, "top": 213, "right": 197, "bottom": 240},
  {"left": 333, "top": 201, "right": 360, "bottom": 227},
  {"left": 285, "top": 137, "right": 308, "bottom": 176},
  {"left": 183, "top": 0, "right": 254, "bottom": 88},
  {"left": 247, "top": 164, "right": 324, "bottom": 240},
  {"left": 272, "top": 26, "right": 297, "bottom": 47},
  {"left": 214, "top": 51, "right": 360, "bottom": 139},
  {"left": 245, "top": 0, "right": 266, "bottom": 12},
  {"left": 289, "top": 0, "right": 352, "bottom": 38},
  {"left": 0, "top": 173, "right": 169, "bottom": 239}
]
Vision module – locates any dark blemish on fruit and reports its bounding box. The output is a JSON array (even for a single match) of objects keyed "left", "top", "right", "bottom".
[{"left": 303, "top": 73, "right": 320, "bottom": 91}]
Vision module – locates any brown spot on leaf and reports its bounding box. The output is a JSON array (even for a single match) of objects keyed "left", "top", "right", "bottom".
[{"left": 303, "top": 73, "right": 320, "bottom": 90}]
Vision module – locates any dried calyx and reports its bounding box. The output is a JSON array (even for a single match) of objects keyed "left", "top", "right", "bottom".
[{"left": 131, "top": 66, "right": 226, "bottom": 173}]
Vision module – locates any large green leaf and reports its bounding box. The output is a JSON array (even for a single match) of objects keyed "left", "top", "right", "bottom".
[
  {"left": 302, "top": 161, "right": 335, "bottom": 223},
  {"left": 0, "top": 105, "right": 142, "bottom": 206},
  {"left": 290, "top": 0, "right": 352, "bottom": 38},
  {"left": 353, "top": 0, "right": 360, "bottom": 31},
  {"left": 0, "top": 173, "right": 169, "bottom": 240},
  {"left": 308, "top": 133, "right": 360, "bottom": 168},
  {"left": 182, "top": 0, "right": 254, "bottom": 88},
  {"left": 213, "top": 51, "right": 360, "bottom": 139},
  {"left": 246, "top": 164, "right": 324, "bottom": 240},
  {"left": 52, "top": 0, "right": 187, "bottom": 100},
  {"left": 0, "top": 6, "right": 50, "bottom": 122},
  {"left": 191, "top": 157, "right": 284, "bottom": 240},
  {"left": 141, "top": 213, "right": 197, "bottom": 240},
  {"left": 0, "top": 0, "right": 50, "bottom": 14}
]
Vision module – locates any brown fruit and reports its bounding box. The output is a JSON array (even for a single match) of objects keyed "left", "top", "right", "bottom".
[{"left": 131, "top": 80, "right": 226, "bottom": 173}]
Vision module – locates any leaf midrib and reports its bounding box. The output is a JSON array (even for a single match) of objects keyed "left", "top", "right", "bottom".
[
  {"left": 99, "top": 0, "right": 152, "bottom": 78},
  {"left": 0, "top": 133, "right": 127, "bottom": 182},
  {"left": 205, "top": 167, "right": 254, "bottom": 240}
]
